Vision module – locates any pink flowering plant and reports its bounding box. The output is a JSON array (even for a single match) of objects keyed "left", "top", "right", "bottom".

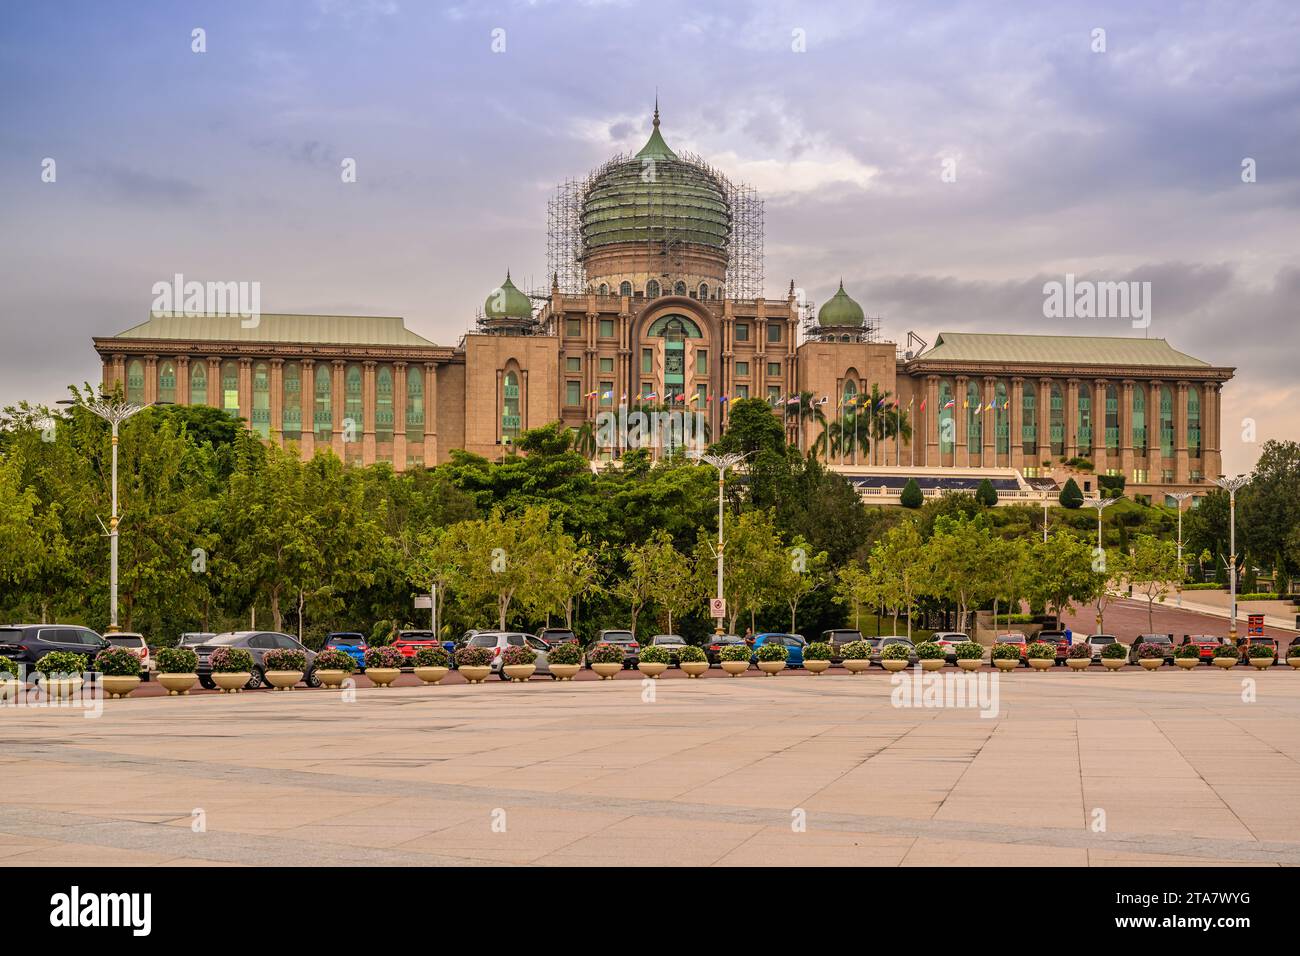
[{"left": 364, "top": 646, "right": 404, "bottom": 669}]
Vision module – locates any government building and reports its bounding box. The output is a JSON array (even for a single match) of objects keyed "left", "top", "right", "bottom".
[{"left": 92, "top": 105, "right": 1234, "bottom": 508}]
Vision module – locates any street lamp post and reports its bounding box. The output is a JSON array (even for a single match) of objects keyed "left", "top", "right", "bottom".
[
  {"left": 1169, "top": 491, "right": 1193, "bottom": 606},
  {"left": 696, "top": 451, "right": 748, "bottom": 635},
  {"left": 1212, "top": 475, "right": 1249, "bottom": 642},
  {"left": 1085, "top": 496, "right": 1118, "bottom": 632},
  {"left": 59, "top": 396, "right": 162, "bottom": 633},
  {"left": 1040, "top": 493, "right": 1051, "bottom": 543}
]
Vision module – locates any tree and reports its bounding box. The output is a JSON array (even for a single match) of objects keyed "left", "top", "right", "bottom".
[
  {"left": 543, "top": 536, "right": 602, "bottom": 629},
  {"left": 1022, "top": 530, "right": 1102, "bottom": 627},
  {"left": 1240, "top": 440, "right": 1300, "bottom": 581},
  {"left": 900, "top": 478, "right": 923, "bottom": 509},
  {"left": 975, "top": 478, "right": 998, "bottom": 508},
  {"left": 919, "top": 514, "right": 1002, "bottom": 633},
  {"left": 711, "top": 397, "right": 788, "bottom": 458},
  {"left": 869, "top": 520, "right": 926, "bottom": 637},
  {"left": 618, "top": 536, "right": 660, "bottom": 638},
  {"left": 435, "top": 505, "right": 557, "bottom": 630},
  {"left": 639, "top": 529, "right": 697, "bottom": 634},
  {"left": 986, "top": 537, "right": 1028, "bottom": 632},
  {"left": 1059, "top": 477, "right": 1084, "bottom": 509},
  {"left": 1126, "top": 534, "right": 1181, "bottom": 634},
  {"left": 833, "top": 563, "right": 875, "bottom": 632},
  {"left": 773, "top": 534, "right": 829, "bottom": 632},
  {"left": 694, "top": 509, "right": 784, "bottom": 634},
  {"left": 1092, "top": 548, "right": 1129, "bottom": 634}
]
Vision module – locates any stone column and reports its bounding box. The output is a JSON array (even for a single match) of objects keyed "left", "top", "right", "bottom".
[
  {"left": 1120, "top": 380, "right": 1135, "bottom": 478},
  {"left": 982, "top": 376, "right": 996, "bottom": 465},
  {"left": 299, "top": 359, "right": 316, "bottom": 459},
  {"left": 1147, "top": 379, "right": 1163, "bottom": 479},
  {"left": 393, "top": 362, "right": 408, "bottom": 472},
  {"left": 926, "top": 375, "right": 940, "bottom": 467},
  {"left": 144, "top": 355, "right": 158, "bottom": 403},
  {"left": 269, "top": 359, "right": 284, "bottom": 445},
  {"left": 238, "top": 358, "right": 253, "bottom": 431},
  {"left": 1174, "top": 380, "right": 1190, "bottom": 482},
  {"left": 1038, "top": 377, "right": 1052, "bottom": 465},
  {"left": 423, "top": 362, "right": 438, "bottom": 465},
  {"left": 206, "top": 357, "right": 221, "bottom": 407},
  {"left": 1092, "top": 379, "right": 1109, "bottom": 474},
  {"left": 1065, "top": 379, "right": 1079, "bottom": 460},
  {"left": 331, "top": 360, "right": 345, "bottom": 458},
  {"left": 1205, "top": 383, "right": 1222, "bottom": 480},
  {"left": 1010, "top": 377, "right": 1025, "bottom": 470},
  {"left": 954, "top": 376, "right": 968, "bottom": 466},
  {"left": 176, "top": 356, "right": 190, "bottom": 405},
  {"left": 362, "top": 360, "right": 377, "bottom": 465}
]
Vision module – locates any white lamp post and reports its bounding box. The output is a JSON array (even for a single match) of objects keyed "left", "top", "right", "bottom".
[
  {"left": 58, "top": 396, "right": 164, "bottom": 633},
  {"left": 696, "top": 451, "right": 749, "bottom": 635},
  {"left": 1169, "top": 491, "right": 1194, "bottom": 606},
  {"left": 1212, "top": 475, "right": 1249, "bottom": 642},
  {"left": 1040, "top": 493, "right": 1051, "bottom": 543},
  {"left": 1085, "top": 496, "right": 1118, "bottom": 632}
]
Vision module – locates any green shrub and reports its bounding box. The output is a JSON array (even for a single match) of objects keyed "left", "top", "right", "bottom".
[
  {"left": 155, "top": 647, "right": 198, "bottom": 673},
  {"left": 840, "top": 640, "right": 872, "bottom": 661},
  {"left": 975, "top": 479, "right": 998, "bottom": 507},
  {"left": 364, "top": 646, "right": 404, "bottom": 669},
  {"left": 546, "top": 642, "right": 582, "bottom": 666},
  {"left": 263, "top": 649, "right": 306, "bottom": 672},
  {"left": 1137, "top": 642, "right": 1166, "bottom": 659},
  {"left": 455, "top": 645, "right": 493, "bottom": 668},
  {"left": 1289, "top": 643, "right": 1300, "bottom": 660},
  {"left": 954, "top": 641, "right": 983, "bottom": 660},
  {"left": 1248, "top": 643, "right": 1276, "bottom": 659},
  {"left": 991, "top": 642, "right": 1022, "bottom": 661},
  {"left": 36, "top": 651, "right": 88, "bottom": 677},
  {"left": 1174, "top": 643, "right": 1201, "bottom": 659},
  {"left": 676, "top": 644, "right": 706, "bottom": 664},
  {"left": 1101, "top": 641, "right": 1129, "bottom": 660},
  {"left": 501, "top": 645, "right": 536, "bottom": 667},
  {"left": 370, "top": 619, "right": 396, "bottom": 646},
  {"left": 1237, "top": 593, "right": 1280, "bottom": 601},
  {"left": 803, "top": 641, "right": 833, "bottom": 662},
  {"left": 756, "top": 642, "right": 788, "bottom": 662},
  {"left": 413, "top": 646, "right": 450, "bottom": 668},
  {"left": 1026, "top": 641, "right": 1056, "bottom": 660},
  {"left": 719, "top": 643, "right": 752, "bottom": 662},
  {"left": 1098, "top": 473, "right": 1126, "bottom": 495},
  {"left": 1182, "top": 583, "right": 1226, "bottom": 591},
  {"left": 915, "top": 641, "right": 944, "bottom": 660},
  {"left": 900, "top": 478, "right": 923, "bottom": 508},
  {"left": 314, "top": 648, "right": 357, "bottom": 672},
  {"left": 588, "top": 643, "right": 625, "bottom": 665},
  {"left": 881, "top": 642, "right": 912, "bottom": 660},
  {"left": 1059, "top": 478, "right": 1084, "bottom": 509},
  {"left": 1214, "top": 643, "right": 1240, "bottom": 660},
  {"left": 638, "top": 645, "right": 671, "bottom": 665},
  {"left": 1068, "top": 642, "right": 1093, "bottom": 659},
  {"left": 93, "top": 646, "right": 142, "bottom": 676},
  {"left": 0, "top": 656, "right": 20, "bottom": 678},
  {"left": 208, "top": 646, "right": 253, "bottom": 673}
]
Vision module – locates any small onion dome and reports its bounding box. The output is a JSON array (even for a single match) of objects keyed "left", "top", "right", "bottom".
[
  {"left": 484, "top": 272, "right": 532, "bottom": 319},
  {"left": 817, "top": 281, "right": 865, "bottom": 328}
]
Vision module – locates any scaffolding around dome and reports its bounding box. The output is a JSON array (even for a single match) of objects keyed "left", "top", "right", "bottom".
[{"left": 545, "top": 148, "right": 764, "bottom": 301}]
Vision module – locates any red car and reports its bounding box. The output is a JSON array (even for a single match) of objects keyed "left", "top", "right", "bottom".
[
  {"left": 995, "top": 632, "right": 1029, "bottom": 665},
  {"left": 1184, "top": 635, "right": 1227, "bottom": 663},
  {"left": 1035, "top": 630, "right": 1072, "bottom": 665},
  {"left": 391, "top": 630, "right": 442, "bottom": 660}
]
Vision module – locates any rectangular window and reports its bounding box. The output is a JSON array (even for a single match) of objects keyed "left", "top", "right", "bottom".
[
  {"left": 641, "top": 348, "right": 653, "bottom": 374},
  {"left": 696, "top": 349, "right": 708, "bottom": 375},
  {"left": 600, "top": 381, "right": 613, "bottom": 407},
  {"left": 696, "top": 384, "right": 707, "bottom": 406},
  {"left": 767, "top": 323, "right": 782, "bottom": 343},
  {"left": 735, "top": 361, "right": 749, "bottom": 377},
  {"left": 566, "top": 381, "right": 581, "bottom": 406},
  {"left": 599, "top": 357, "right": 614, "bottom": 373},
  {"left": 566, "top": 317, "right": 581, "bottom": 337},
  {"left": 734, "top": 322, "right": 750, "bottom": 342},
  {"left": 566, "top": 357, "right": 581, "bottom": 373},
  {"left": 767, "top": 362, "right": 781, "bottom": 378},
  {"left": 735, "top": 385, "right": 749, "bottom": 399},
  {"left": 1132, "top": 468, "right": 1148, "bottom": 483},
  {"left": 599, "top": 318, "right": 615, "bottom": 339},
  {"left": 768, "top": 385, "right": 780, "bottom": 402}
]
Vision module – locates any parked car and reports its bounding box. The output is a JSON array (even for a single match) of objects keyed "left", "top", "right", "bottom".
[
  {"left": 584, "top": 629, "right": 640, "bottom": 669},
  {"left": 995, "top": 632, "right": 1029, "bottom": 665},
  {"left": 104, "top": 632, "right": 154, "bottom": 678},
  {"left": 178, "top": 632, "right": 216, "bottom": 648},
  {"left": 1182, "top": 634, "right": 1226, "bottom": 663},
  {"left": 1086, "top": 634, "right": 1120, "bottom": 660},
  {"left": 1130, "top": 633, "right": 1175, "bottom": 665},
  {"left": 194, "top": 632, "right": 320, "bottom": 690},
  {"left": 0, "top": 625, "right": 109, "bottom": 675},
  {"left": 322, "top": 632, "right": 368, "bottom": 670},
  {"left": 537, "top": 627, "right": 579, "bottom": 647},
  {"left": 820, "top": 628, "right": 864, "bottom": 664},
  {"left": 872, "top": 636, "right": 917, "bottom": 665},
  {"left": 752, "top": 633, "right": 806, "bottom": 667},
  {"left": 649, "top": 634, "right": 688, "bottom": 664},
  {"left": 1237, "top": 636, "right": 1278, "bottom": 664},
  {"left": 704, "top": 634, "right": 746, "bottom": 665},
  {"left": 462, "top": 631, "right": 552, "bottom": 677},
  {"left": 391, "top": 630, "right": 445, "bottom": 664},
  {"left": 930, "top": 631, "right": 970, "bottom": 663},
  {"left": 1036, "top": 629, "right": 1072, "bottom": 665}
]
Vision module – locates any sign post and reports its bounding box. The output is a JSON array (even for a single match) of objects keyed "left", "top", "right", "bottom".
[{"left": 1247, "top": 613, "right": 1264, "bottom": 638}]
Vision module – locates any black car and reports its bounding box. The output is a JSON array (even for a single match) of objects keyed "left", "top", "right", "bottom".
[
  {"left": 820, "top": 628, "right": 863, "bottom": 664},
  {"left": 648, "top": 634, "right": 688, "bottom": 664},
  {"left": 194, "top": 631, "right": 321, "bottom": 690},
  {"left": 537, "top": 627, "right": 578, "bottom": 647},
  {"left": 704, "top": 634, "right": 746, "bottom": 665},
  {"left": 0, "top": 624, "right": 109, "bottom": 675},
  {"left": 1130, "top": 633, "right": 1175, "bottom": 665}
]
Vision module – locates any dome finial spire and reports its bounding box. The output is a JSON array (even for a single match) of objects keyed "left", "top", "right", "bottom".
[{"left": 653, "top": 91, "right": 660, "bottom": 129}]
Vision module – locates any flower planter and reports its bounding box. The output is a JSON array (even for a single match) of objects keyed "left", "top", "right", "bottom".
[
  {"left": 264, "top": 670, "right": 303, "bottom": 691},
  {"left": 994, "top": 659, "right": 1019, "bottom": 672},
  {"left": 366, "top": 667, "right": 401, "bottom": 687},
  {"left": 1249, "top": 658, "right": 1273, "bottom": 670},
  {"left": 1101, "top": 658, "right": 1126, "bottom": 671},
  {"left": 1288, "top": 657, "right": 1300, "bottom": 671},
  {"left": 956, "top": 658, "right": 983, "bottom": 672},
  {"left": 842, "top": 659, "right": 871, "bottom": 674},
  {"left": 804, "top": 659, "right": 831, "bottom": 674},
  {"left": 157, "top": 672, "right": 198, "bottom": 695},
  {"left": 549, "top": 663, "right": 581, "bottom": 681},
  {"left": 42, "top": 676, "right": 83, "bottom": 699},
  {"left": 1139, "top": 659, "right": 1164, "bottom": 671},
  {"left": 414, "top": 666, "right": 450, "bottom": 685},
  {"left": 680, "top": 661, "right": 709, "bottom": 678},
  {"left": 638, "top": 662, "right": 669, "bottom": 679},
  {"left": 881, "top": 659, "right": 909, "bottom": 673},
  {"left": 315, "top": 669, "right": 350, "bottom": 688},
  {"left": 1028, "top": 659, "right": 1053, "bottom": 671},
  {"left": 757, "top": 660, "right": 786, "bottom": 676},
  {"left": 1066, "top": 658, "right": 1091, "bottom": 671},
  {"left": 503, "top": 664, "right": 536, "bottom": 682},
  {"left": 591, "top": 662, "right": 623, "bottom": 680},
  {"left": 459, "top": 665, "right": 492, "bottom": 684},
  {"left": 1175, "top": 658, "right": 1200, "bottom": 670},
  {"left": 0, "top": 676, "right": 22, "bottom": 701},
  {"left": 101, "top": 674, "right": 140, "bottom": 699},
  {"left": 212, "top": 672, "right": 249, "bottom": 693},
  {"left": 1212, "top": 658, "right": 1237, "bottom": 670},
  {"left": 720, "top": 660, "right": 750, "bottom": 677},
  {"left": 920, "top": 659, "right": 944, "bottom": 672}
]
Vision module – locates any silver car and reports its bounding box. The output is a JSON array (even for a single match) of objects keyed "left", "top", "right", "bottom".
[
  {"left": 194, "top": 631, "right": 320, "bottom": 690},
  {"left": 462, "top": 631, "right": 553, "bottom": 680}
]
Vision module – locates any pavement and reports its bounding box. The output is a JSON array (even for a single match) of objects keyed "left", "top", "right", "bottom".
[
  {"left": 1061, "top": 597, "right": 1298, "bottom": 643},
  {"left": 4, "top": 663, "right": 1300, "bottom": 866}
]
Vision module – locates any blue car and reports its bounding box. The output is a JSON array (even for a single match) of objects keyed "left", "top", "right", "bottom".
[
  {"left": 322, "top": 632, "right": 368, "bottom": 670},
  {"left": 752, "top": 633, "right": 806, "bottom": 668}
]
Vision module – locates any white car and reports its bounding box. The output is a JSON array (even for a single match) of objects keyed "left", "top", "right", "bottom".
[{"left": 105, "top": 633, "right": 155, "bottom": 676}]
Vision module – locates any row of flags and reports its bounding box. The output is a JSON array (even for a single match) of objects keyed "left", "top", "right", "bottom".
[{"left": 574, "top": 389, "right": 1008, "bottom": 413}]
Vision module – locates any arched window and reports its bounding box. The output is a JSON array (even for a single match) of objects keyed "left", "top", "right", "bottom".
[
  {"left": 1160, "top": 385, "right": 1174, "bottom": 458},
  {"left": 598, "top": 283, "right": 609, "bottom": 296},
  {"left": 1187, "top": 385, "right": 1201, "bottom": 458},
  {"left": 673, "top": 281, "right": 687, "bottom": 296},
  {"left": 698, "top": 283, "right": 708, "bottom": 300},
  {"left": 1132, "top": 384, "right": 1146, "bottom": 449},
  {"left": 966, "top": 380, "right": 982, "bottom": 457},
  {"left": 716, "top": 285, "right": 725, "bottom": 299},
  {"left": 1049, "top": 381, "right": 1064, "bottom": 456},
  {"left": 157, "top": 360, "right": 176, "bottom": 404},
  {"left": 376, "top": 366, "right": 394, "bottom": 442},
  {"left": 619, "top": 281, "right": 632, "bottom": 297},
  {"left": 1106, "top": 383, "right": 1120, "bottom": 454},
  {"left": 126, "top": 360, "right": 145, "bottom": 404},
  {"left": 939, "top": 379, "right": 954, "bottom": 456},
  {"left": 646, "top": 280, "right": 660, "bottom": 299},
  {"left": 1077, "top": 384, "right": 1092, "bottom": 453},
  {"left": 189, "top": 361, "right": 207, "bottom": 406},
  {"left": 314, "top": 365, "right": 332, "bottom": 441},
  {"left": 1021, "top": 380, "right": 1037, "bottom": 456},
  {"left": 345, "top": 364, "right": 363, "bottom": 436},
  {"left": 221, "top": 361, "right": 239, "bottom": 417},
  {"left": 502, "top": 370, "right": 521, "bottom": 442},
  {"left": 995, "top": 380, "right": 1010, "bottom": 458},
  {"left": 251, "top": 362, "right": 270, "bottom": 438},
  {"left": 282, "top": 362, "right": 302, "bottom": 441},
  {"left": 406, "top": 366, "right": 424, "bottom": 443}
]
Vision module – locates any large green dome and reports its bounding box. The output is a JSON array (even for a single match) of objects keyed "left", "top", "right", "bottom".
[
  {"left": 581, "top": 107, "right": 731, "bottom": 252},
  {"left": 484, "top": 272, "right": 533, "bottom": 320},
  {"left": 818, "top": 281, "right": 865, "bottom": 328}
]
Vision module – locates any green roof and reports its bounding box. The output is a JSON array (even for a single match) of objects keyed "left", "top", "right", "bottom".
[
  {"left": 818, "top": 281, "right": 865, "bottom": 328},
  {"left": 109, "top": 312, "right": 437, "bottom": 347},
  {"left": 919, "top": 333, "right": 1210, "bottom": 368},
  {"left": 483, "top": 272, "right": 533, "bottom": 320}
]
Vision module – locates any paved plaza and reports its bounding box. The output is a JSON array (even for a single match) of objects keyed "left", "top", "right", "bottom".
[{"left": 3, "top": 667, "right": 1299, "bottom": 867}]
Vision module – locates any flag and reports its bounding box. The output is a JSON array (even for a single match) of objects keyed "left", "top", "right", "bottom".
[
  {"left": 719, "top": 395, "right": 729, "bottom": 404},
  {"left": 943, "top": 399, "right": 954, "bottom": 409},
  {"left": 919, "top": 398, "right": 926, "bottom": 412},
  {"left": 620, "top": 392, "right": 627, "bottom": 403},
  {"left": 601, "top": 390, "right": 612, "bottom": 399}
]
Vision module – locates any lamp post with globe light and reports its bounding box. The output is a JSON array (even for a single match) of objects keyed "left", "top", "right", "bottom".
[
  {"left": 1169, "top": 491, "right": 1194, "bottom": 606},
  {"left": 1212, "top": 475, "right": 1250, "bottom": 641},
  {"left": 694, "top": 451, "right": 749, "bottom": 635},
  {"left": 1084, "top": 496, "right": 1118, "bottom": 632}
]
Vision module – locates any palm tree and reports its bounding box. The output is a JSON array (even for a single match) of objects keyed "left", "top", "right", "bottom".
[
  {"left": 784, "top": 390, "right": 826, "bottom": 453},
  {"left": 862, "top": 384, "right": 913, "bottom": 465},
  {"left": 823, "top": 408, "right": 872, "bottom": 463},
  {"left": 573, "top": 420, "right": 597, "bottom": 459}
]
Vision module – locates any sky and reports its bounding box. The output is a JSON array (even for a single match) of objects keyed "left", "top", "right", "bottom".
[{"left": 1, "top": 0, "right": 1297, "bottom": 475}]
